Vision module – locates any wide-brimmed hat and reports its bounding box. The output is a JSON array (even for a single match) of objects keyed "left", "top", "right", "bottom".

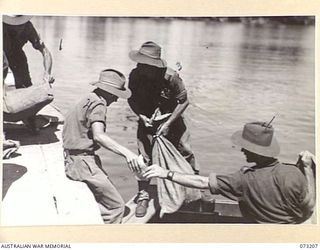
[
  {"left": 90, "top": 69, "right": 131, "bottom": 99},
  {"left": 3, "top": 15, "right": 33, "bottom": 25},
  {"left": 129, "top": 41, "right": 167, "bottom": 68},
  {"left": 231, "top": 121, "right": 280, "bottom": 157}
]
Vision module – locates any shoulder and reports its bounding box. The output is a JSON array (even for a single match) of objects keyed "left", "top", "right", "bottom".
[
  {"left": 274, "top": 162, "right": 303, "bottom": 175},
  {"left": 89, "top": 93, "right": 106, "bottom": 105},
  {"left": 128, "top": 68, "right": 140, "bottom": 85},
  {"left": 164, "top": 67, "right": 181, "bottom": 82},
  {"left": 24, "top": 21, "right": 38, "bottom": 35},
  {"left": 164, "top": 67, "right": 185, "bottom": 93},
  {"left": 25, "top": 21, "right": 35, "bottom": 29},
  {"left": 273, "top": 163, "right": 307, "bottom": 188},
  {"left": 78, "top": 93, "right": 106, "bottom": 109},
  {"left": 129, "top": 68, "right": 139, "bottom": 79}
]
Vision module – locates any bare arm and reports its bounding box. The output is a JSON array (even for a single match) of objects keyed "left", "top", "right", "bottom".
[
  {"left": 39, "top": 45, "right": 54, "bottom": 83},
  {"left": 157, "top": 100, "right": 189, "bottom": 136},
  {"left": 166, "top": 100, "right": 189, "bottom": 126},
  {"left": 92, "top": 122, "right": 140, "bottom": 172},
  {"left": 297, "top": 151, "right": 316, "bottom": 220},
  {"left": 143, "top": 164, "right": 210, "bottom": 189}
]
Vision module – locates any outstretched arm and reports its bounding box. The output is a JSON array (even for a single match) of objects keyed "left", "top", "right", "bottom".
[
  {"left": 143, "top": 164, "right": 210, "bottom": 189},
  {"left": 92, "top": 121, "right": 140, "bottom": 172}
]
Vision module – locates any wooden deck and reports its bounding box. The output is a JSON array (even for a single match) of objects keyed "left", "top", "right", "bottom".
[
  {"left": 2, "top": 102, "right": 248, "bottom": 225},
  {"left": 122, "top": 185, "right": 158, "bottom": 224},
  {"left": 2, "top": 104, "right": 103, "bottom": 226}
]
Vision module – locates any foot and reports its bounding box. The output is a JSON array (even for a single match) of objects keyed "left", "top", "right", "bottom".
[
  {"left": 23, "top": 117, "right": 40, "bottom": 134},
  {"left": 135, "top": 190, "right": 150, "bottom": 218},
  {"left": 37, "top": 116, "right": 52, "bottom": 129},
  {"left": 3, "top": 140, "right": 20, "bottom": 159}
]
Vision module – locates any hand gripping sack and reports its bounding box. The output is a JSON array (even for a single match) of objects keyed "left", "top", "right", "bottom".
[
  {"left": 3, "top": 84, "right": 54, "bottom": 122},
  {"left": 152, "top": 135, "right": 201, "bottom": 217}
]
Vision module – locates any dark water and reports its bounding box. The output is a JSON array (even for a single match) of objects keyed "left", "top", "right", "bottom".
[{"left": 24, "top": 17, "right": 315, "bottom": 201}]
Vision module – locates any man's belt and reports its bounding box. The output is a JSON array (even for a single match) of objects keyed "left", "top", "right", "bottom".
[{"left": 64, "top": 149, "right": 95, "bottom": 156}]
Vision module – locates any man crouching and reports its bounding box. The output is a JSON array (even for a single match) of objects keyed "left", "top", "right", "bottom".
[{"left": 63, "top": 69, "right": 141, "bottom": 223}]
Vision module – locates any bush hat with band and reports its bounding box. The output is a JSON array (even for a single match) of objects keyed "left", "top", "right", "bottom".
[
  {"left": 3, "top": 15, "right": 33, "bottom": 25},
  {"left": 90, "top": 69, "right": 131, "bottom": 99},
  {"left": 129, "top": 41, "right": 167, "bottom": 68},
  {"left": 231, "top": 121, "right": 280, "bottom": 158}
]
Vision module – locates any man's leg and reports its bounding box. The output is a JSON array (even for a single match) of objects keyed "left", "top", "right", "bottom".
[
  {"left": 64, "top": 154, "right": 125, "bottom": 223},
  {"left": 8, "top": 51, "right": 39, "bottom": 132},
  {"left": 84, "top": 156, "right": 125, "bottom": 224},
  {"left": 135, "top": 122, "right": 153, "bottom": 217},
  {"left": 177, "top": 127, "right": 199, "bottom": 175},
  {"left": 8, "top": 50, "right": 33, "bottom": 89},
  {"left": 167, "top": 117, "right": 199, "bottom": 174}
]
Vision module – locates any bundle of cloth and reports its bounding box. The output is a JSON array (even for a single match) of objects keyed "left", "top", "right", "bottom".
[
  {"left": 3, "top": 83, "right": 54, "bottom": 122},
  {"left": 152, "top": 135, "right": 201, "bottom": 217}
]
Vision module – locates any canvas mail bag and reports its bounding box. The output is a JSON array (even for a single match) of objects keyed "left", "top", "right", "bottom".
[
  {"left": 3, "top": 84, "right": 54, "bottom": 122},
  {"left": 152, "top": 135, "right": 201, "bottom": 216}
]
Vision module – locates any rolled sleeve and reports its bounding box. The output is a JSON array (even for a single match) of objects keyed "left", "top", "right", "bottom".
[
  {"left": 88, "top": 103, "right": 107, "bottom": 127},
  {"left": 209, "top": 171, "right": 243, "bottom": 201},
  {"left": 27, "top": 22, "right": 45, "bottom": 51},
  {"left": 170, "top": 73, "right": 188, "bottom": 104},
  {"left": 208, "top": 173, "right": 218, "bottom": 193},
  {"left": 176, "top": 90, "right": 188, "bottom": 104}
]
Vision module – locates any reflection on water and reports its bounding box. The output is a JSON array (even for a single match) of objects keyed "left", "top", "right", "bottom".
[{"left": 25, "top": 17, "right": 315, "bottom": 201}]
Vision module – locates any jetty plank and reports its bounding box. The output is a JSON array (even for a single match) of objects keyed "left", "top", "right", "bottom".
[{"left": 2, "top": 104, "right": 103, "bottom": 226}]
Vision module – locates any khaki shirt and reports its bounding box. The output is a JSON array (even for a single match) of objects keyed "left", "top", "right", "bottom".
[
  {"left": 63, "top": 92, "right": 107, "bottom": 151},
  {"left": 209, "top": 161, "right": 309, "bottom": 223}
]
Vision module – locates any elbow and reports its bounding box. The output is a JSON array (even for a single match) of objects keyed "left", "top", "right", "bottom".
[
  {"left": 178, "top": 99, "right": 189, "bottom": 111},
  {"left": 93, "top": 132, "right": 105, "bottom": 145},
  {"left": 305, "top": 200, "right": 316, "bottom": 213},
  {"left": 43, "top": 47, "right": 52, "bottom": 58},
  {"left": 197, "top": 176, "right": 210, "bottom": 189},
  {"left": 200, "top": 179, "right": 210, "bottom": 189},
  {"left": 301, "top": 196, "right": 316, "bottom": 220},
  {"left": 184, "top": 99, "right": 189, "bottom": 107},
  {"left": 182, "top": 99, "right": 189, "bottom": 111}
]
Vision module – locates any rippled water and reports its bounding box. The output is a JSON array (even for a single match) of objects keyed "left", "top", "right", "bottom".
[{"left": 24, "top": 17, "right": 315, "bottom": 201}]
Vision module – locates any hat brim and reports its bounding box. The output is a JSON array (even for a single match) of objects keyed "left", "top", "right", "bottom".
[
  {"left": 129, "top": 50, "right": 167, "bottom": 68},
  {"left": 231, "top": 130, "right": 280, "bottom": 158},
  {"left": 3, "top": 15, "right": 33, "bottom": 25},
  {"left": 91, "top": 81, "right": 131, "bottom": 99}
]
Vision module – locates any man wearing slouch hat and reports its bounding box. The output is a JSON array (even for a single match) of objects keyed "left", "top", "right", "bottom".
[
  {"left": 128, "top": 41, "right": 199, "bottom": 217},
  {"left": 144, "top": 121, "right": 316, "bottom": 224},
  {"left": 63, "top": 69, "right": 141, "bottom": 223}
]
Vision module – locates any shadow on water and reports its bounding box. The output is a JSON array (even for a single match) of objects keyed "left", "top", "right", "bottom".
[
  {"left": 3, "top": 122, "right": 60, "bottom": 146},
  {"left": 2, "top": 163, "right": 27, "bottom": 200}
]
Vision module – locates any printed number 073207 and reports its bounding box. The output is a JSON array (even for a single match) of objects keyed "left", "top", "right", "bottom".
[{"left": 300, "top": 244, "right": 318, "bottom": 248}]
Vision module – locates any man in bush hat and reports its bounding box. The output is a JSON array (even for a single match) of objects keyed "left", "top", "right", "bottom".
[
  {"left": 63, "top": 69, "right": 141, "bottom": 224},
  {"left": 3, "top": 15, "right": 54, "bottom": 132},
  {"left": 143, "top": 121, "right": 316, "bottom": 224},
  {"left": 128, "top": 41, "right": 199, "bottom": 217}
]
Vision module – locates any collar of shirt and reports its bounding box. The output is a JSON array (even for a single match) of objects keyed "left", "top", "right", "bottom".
[{"left": 243, "top": 159, "right": 280, "bottom": 173}]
